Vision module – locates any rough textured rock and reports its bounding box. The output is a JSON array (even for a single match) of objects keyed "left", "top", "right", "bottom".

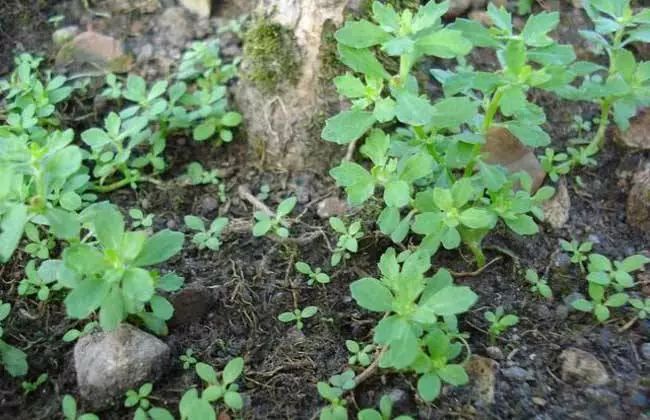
[
  {"left": 617, "top": 109, "right": 650, "bottom": 150},
  {"left": 627, "top": 167, "right": 650, "bottom": 232},
  {"left": 179, "top": 0, "right": 211, "bottom": 17},
  {"left": 317, "top": 197, "right": 349, "bottom": 219},
  {"left": 52, "top": 26, "right": 80, "bottom": 47},
  {"left": 157, "top": 7, "right": 194, "bottom": 48},
  {"left": 542, "top": 178, "right": 570, "bottom": 228},
  {"left": 559, "top": 347, "right": 609, "bottom": 386},
  {"left": 74, "top": 324, "right": 170, "bottom": 409},
  {"left": 465, "top": 355, "right": 498, "bottom": 405},
  {"left": 55, "top": 31, "right": 130, "bottom": 73}
]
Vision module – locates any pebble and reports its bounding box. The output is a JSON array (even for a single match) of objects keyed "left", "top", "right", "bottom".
[
  {"left": 501, "top": 366, "right": 533, "bottom": 381},
  {"left": 387, "top": 388, "right": 408, "bottom": 405},
  {"left": 641, "top": 342, "right": 650, "bottom": 360},
  {"left": 199, "top": 196, "right": 219, "bottom": 215},
  {"left": 559, "top": 348, "right": 609, "bottom": 386},
  {"left": 486, "top": 346, "right": 504, "bottom": 360}
]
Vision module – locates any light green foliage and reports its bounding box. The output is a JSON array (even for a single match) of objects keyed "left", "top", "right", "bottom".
[
  {"left": 179, "top": 358, "right": 245, "bottom": 420},
  {"left": 257, "top": 184, "right": 271, "bottom": 201},
  {"left": 329, "top": 217, "right": 363, "bottom": 266},
  {"left": 180, "top": 349, "right": 198, "bottom": 370},
  {"left": 560, "top": 239, "right": 593, "bottom": 272},
  {"left": 278, "top": 306, "right": 318, "bottom": 330},
  {"left": 345, "top": 340, "right": 375, "bottom": 367},
  {"left": 524, "top": 269, "right": 552, "bottom": 299},
  {"left": 184, "top": 162, "right": 221, "bottom": 186},
  {"left": 23, "top": 223, "right": 54, "bottom": 260},
  {"left": 0, "top": 300, "right": 28, "bottom": 377},
  {"left": 517, "top": 0, "right": 533, "bottom": 15},
  {"left": 56, "top": 203, "right": 185, "bottom": 335},
  {"left": 630, "top": 297, "right": 650, "bottom": 319},
  {"left": 484, "top": 307, "right": 519, "bottom": 344},
  {"left": 18, "top": 259, "right": 61, "bottom": 301},
  {"left": 62, "top": 395, "right": 99, "bottom": 420},
  {"left": 185, "top": 215, "right": 229, "bottom": 251},
  {"left": 252, "top": 197, "right": 297, "bottom": 238},
  {"left": 21, "top": 372, "right": 48, "bottom": 395},
  {"left": 125, "top": 383, "right": 174, "bottom": 420},
  {"left": 129, "top": 209, "right": 154, "bottom": 229},
  {"left": 296, "top": 261, "right": 331, "bottom": 285},
  {"left": 357, "top": 395, "right": 414, "bottom": 420},
  {"left": 62, "top": 321, "right": 98, "bottom": 343},
  {"left": 318, "top": 370, "right": 356, "bottom": 420}
]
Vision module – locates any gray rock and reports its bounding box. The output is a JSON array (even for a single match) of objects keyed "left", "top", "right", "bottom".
[
  {"left": 563, "top": 292, "right": 585, "bottom": 306},
  {"left": 485, "top": 346, "right": 504, "bottom": 360},
  {"left": 317, "top": 197, "right": 349, "bottom": 219},
  {"left": 466, "top": 355, "right": 498, "bottom": 405},
  {"left": 74, "top": 324, "right": 170, "bottom": 410},
  {"left": 199, "top": 196, "right": 219, "bottom": 215},
  {"left": 501, "top": 366, "right": 533, "bottom": 381},
  {"left": 559, "top": 348, "right": 609, "bottom": 386},
  {"left": 157, "top": 7, "right": 193, "bottom": 47},
  {"left": 641, "top": 342, "right": 650, "bottom": 360},
  {"left": 387, "top": 388, "right": 408, "bottom": 405}
]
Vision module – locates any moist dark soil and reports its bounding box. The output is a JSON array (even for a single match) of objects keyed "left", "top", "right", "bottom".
[{"left": 0, "top": 1, "right": 649, "bottom": 420}]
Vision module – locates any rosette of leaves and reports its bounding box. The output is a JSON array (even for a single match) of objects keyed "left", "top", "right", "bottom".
[{"left": 58, "top": 203, "right": 185, "bottom": 334}]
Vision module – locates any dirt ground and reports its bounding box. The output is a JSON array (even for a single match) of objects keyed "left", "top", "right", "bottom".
[{"left": 0, "top": 1, "right": 648, "bottom": 419}]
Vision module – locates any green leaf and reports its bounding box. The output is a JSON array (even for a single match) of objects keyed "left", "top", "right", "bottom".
[
  {"left": 400, "top": 153, "right": 434, "bottom": 183},
  {"left": 223, "top": 357, "right": 244, "bottom": 385},
  {"left": 45, "top": 208, "right": 80, "bottom": 240},
  {"left": 193, "top": 122, "right": 216, "bottom": 142},
  {"left": 438, "top": 364, "right": 469, "bottom": 386},
  {"left": 334, "top": 74, "right": 366, "bottom": 98},
  {"left": 330, "top": 162, "right": 375, "bottom": 206},
  {"left": 99, "top": 286, "right": 124, "bottom": 331},
  {"left": 415, "top": 29, "right": 472, "bottom": 58},
  {"left": 81, "top": 128, "right": 111, "bottom": 149},
  {"left": 605, "top": 293, "right": 628, "bottom": 307},
  {"left": 459, "top": 208, "right": 496, "bottom": 229},
  {"left": 415, "top": 286, "right": 478, "bottom": 320},
  {"left": 184, "top": 215, "right": 205, "bottom": 232},
  {"left": 0, "top": 342, "right": 28, "bottom": 377},
  {"left": 150, "top": 295, "right": 174, "bottom": 320},
  {"left": 0, "top": 204, "right": 28, "bottom": 263},
  {"left": 122, "top": 268, "right": 155, "bottom": 302},
  {"left": 221, "top": 112, "right": 242, "bottom": 127},
  {"left": 504, "top": 121, "right": 551, "bottom": 147},
  {"left": 179, "top": 389, "right": 215, "bottom": 420},
  {"left": 64, "top": 277, "right": 111, "bottom": 319},
  {"left": 521, "top": 11, "right": 559, "bottom": 47},
  {"left": 91, "top": 204, "right": 125, "bottom": 250},
  {"left": 133, "top": 230, "right": 184, "bottom": 267},
  {"left": 430, "top": 97, "right": 478, "bottom": 129},
  {"left": 394, "top": 91, "right": 434, "bottom": 126},
  {"left": 618, "top": 255, "right": 650, "bottom": 272},
  {"left": 478, "top": 161, "right": 507, "bottom": 191},
  {"left": 338, "top": 45, "right": 389, "bottom": 80},
  {"left": 372, "top": 1, "right": 400, "bottom": 32},
  {"left": 322, "top": 109, "right": 376, "bottom": 144},
  {"left": 417, "top": 373, "right": 441, "bottom": 402},
  {"left": 412, "top": 0, "right": 449, "bottom": 33},
  {"left": 571, "top": 299, "right": 593, "bottom": 312},
  {"left": 449, "top": 19, "right": 500, "bottom": 48},
  {"left": 487, "top": 3, "right": 512, "bottom": 34},
  {"left": 277, "top": 197, "right": 297, "bottom": 217},
  {"left": 505, "top": 214, "right": 539, "bottom": 235},
  {"left": 594, "top": 304, "right": 610, "bottom": 322},
  {"left": 253, "top": 219, "right": 272, "bottom": 236},
  {"left": 373, "top": 97, "right": 396, "bottom": 122},
  {"left": 336, "top": 20, "right": 389, "bottom": 48},
  {"left": 502, "top": 40, "right": 527, "bottom": 74},
  {"left": 529, "top": 44, "right": 576, "bottom": 66},
  {"left": 224, "top": 391, "right": 243, "bottom": 410},
  {"left": 384, "top": 180, "right": 410, "bottom": 208},
  {"left": 350, "top": 278, "right": 394, "bottom": 312}
]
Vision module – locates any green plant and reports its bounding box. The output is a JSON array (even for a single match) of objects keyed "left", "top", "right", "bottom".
[
  {"left": 180, "top": 349, "right": 198, "bottom": 370},
  {"left": 629, "top": 297, "right": 650, "bottom": 319},
  {"left": 61, "top": 395, "right": 99, "bottom": 420},
  {"left": 560, "top": 239, "right": 593, "bottom": 272},
  {"left": 329, "top": 217, "right": 363, "bottom": 267},
  {"left": 23, "top": 223, "right": 55, "bottom": 259},
  {"left": 278, "top": 306, "right": 318, "bottom": 330},
  {"left": 358, "top": 395, "right": 414, "bottom": 420},
  {"left": 62, "top": 321, "right": 98, "bottom": 342},
  {"left": 125, "top": 383, "right": 174, "bottom": 420},
  {"left": 0, "top": 300, "right": 28, "bottom": 377},
  {"left": 179, "top": 357, "right": 245, "bottom": 419},
  {"left": 296, "top": 261, "right": 331, "bottom": 285},
  {"left": 524, "top": 269, "right": 552, "bottom": 299},
  {"left": 129, "top": 209, "right": 154, "bottom": 229},
  {"left": 345, "top": 340, "right": 375, "bottom": 367},
  {"left": 484, "top": 307, "right": 519, "bottom": 344},
  {"left": 184, "top": 162, "right": 221, "bottom": 186},
  {"left": 252, "top": 196, "right": 296, "bottom": 238},
  {"left": 185, "top": 215, "right": 229, "bottom": 251},
  {"left": 58, "top": 202, "right": 185, "bottom": 335},
  {"left": 257, "top": 184, "right": 271, "bottom": 201},
  {"left": 571, "top": 283, "right": 628, "bottom": 322},
  {"left": 317, "top": 370, "right": 357, "bottom": 420},
  {"left": 21, "top": 372, "right": 47, "bottom": 395},
  {"left": 18, "top": 259, "right": 60, "bottom": 301}
]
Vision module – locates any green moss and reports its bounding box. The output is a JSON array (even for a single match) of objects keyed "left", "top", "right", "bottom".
[{"left": 243, "top": 19, "right": 301, "bottom": 93}]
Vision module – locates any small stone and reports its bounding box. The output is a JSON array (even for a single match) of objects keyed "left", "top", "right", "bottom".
[
  {"left": 52, "top": 26, "right": 79, "bottom": 46},
  {"left": 542, "top": 178, "right": 570, "bottom": 229},
  {"left": 465, "top": 355, "right": 498, "bottom": 405},
  {"left": 446, "top": 0, "right": 472, "bottom": 18},
  {"left": 616, "top": 109, "right": 650, "bottom": 150},
  {"left": 630, "top": 391, "right": 649, "bottom": 408},
  {"left": 157, "top": 7, "right": 193, "bottom": 48},
  {"left": 559, "top": 348, "right": 609, "bottom": 386},
  {"left": 587, "top": 233, "right": 602, "bottom": 245},
  {"left": 551, "top": 252, "right": 572, "bottom": 274},
  {"left": 199, "top": 196, "right": 219, "bottom": 215},
  {"left": 136, "top": 44, "right": 154, "bottom": 63},
  {"left": 563, "top": 292, "right": 584, "bottom": 306},
  {"left": 501, "top": 366, "right": 533, "bottom": 382},
  {"left": 554, "top": 304, "right": 569, "bottom": 321},
  {"left": 317, "top": 197, "right": 349, "bottom": 219},
  {"left": 56, "top": 31, "right": 130, "bottom": 73},
  {"left": 179, "top": 0, "right": 211, "bottom": 18},
  {"left": 485, "top": 346, "right": 504, "bottom": 360},
  {"left": 641, "top": 343, "right": 650, "bottom": 360},
  {"left": 387, "top": 388, "right": 408, "bottom": 405},
  {"left": 74, "top": 324, "right": 170, "bottom": 410},
  {"left": 532, "top": 397, "right": 547, "bottom": 406},
  {"left": 627, "top": 167, "right": 650, "bottom": 232}
]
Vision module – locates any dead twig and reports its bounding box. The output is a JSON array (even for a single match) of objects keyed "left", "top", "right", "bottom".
[
  {"left": 355, "top": 346, "right": 387, "bottom": 387},
  {"left": 450, "top": 257, "right": 503, "bottom": 277},
  {"left": 238, "top": 185, "right": 274, "bottom": 217}
]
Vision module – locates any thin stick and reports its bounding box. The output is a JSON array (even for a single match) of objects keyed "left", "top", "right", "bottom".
[
  {"left": 344, "top": 139, "right": 358, "bottom": 162},
  {"left": 238, "top": 185, "right": 274, "bottom": 217},
  {"left": 355, "top": 346, "right": 387, "bottom": 387},
  {"left": 450, "top": 256, "right": 502, "bottom": 277}
]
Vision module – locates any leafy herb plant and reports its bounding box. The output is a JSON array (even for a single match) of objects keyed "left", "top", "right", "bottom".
[
  {"left": 296, "top": 261, "right": 331, "bottom": 285},
  {"left": 346, "top": 340, "right": 375, "bottom": 367},
  {"left": 278, "top": 306, "right": 318, "bottom": 330},
  {"left": 185, "top": 215, "right": 229, "bottom": 251},
  {"left": 125, "top": 383, "right": 174, "bottom": 420},
  {"left": 61, "top": 395, "right": 99, "bottom": 420},
  {"left": 484, "top": 307, "right": 519, "bottom": 344},
  {"left": 524, "top": 269, "right": 552, "bottom": 299},
  {"left": 329, "top": 217, "right": 363, "bottom": 267},
  {"left": 252, "top": 197, "right": 296, "bottom": 238}
]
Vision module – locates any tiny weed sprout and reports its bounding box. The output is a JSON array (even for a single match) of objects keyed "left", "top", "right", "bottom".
[
  {"left": 318, "top": 370, "right": 356, "bottom": 419},
  {"left": 18, "top": 259, "right": 61, "bottom": 301},
  {"left": 21, "top": 372, "right": 48, "bottom": 395},
  {"left": 257, "top": 184, "right": 271, "bottom": 201},
  {"left": 180, "top": 349, "right": 198, "bottom": 370},
  {"left": 62, "top": 395, "right": 99, "bottom": 420},
  {"left": 296, "top": 261, "right": 331, "bottom": 285},
  {"left": 184, "top": 162, "right": 221, "bottom": 186},
  {"left": 185, "top": 215, "right": 229, "bottom": 251},
  {"left": 129, "top": 209, "right": 154, "bottom": 229},
  {"left": 329, "top": 217, "right": 363, "bottom": 267},
  {"left": 179, "top": 357, "right": 245, "bottom": 419},
  {"left": 630, "top": 297, "right": 650, "bottom": 320},
  {"left": 484, "top": 307, "right": 519, "bottom": 344},
  {"left": 345, "top": 340, "right": 375, "bottom": 367},
  {"left": 62, "top": 321, "right": 98, "bottom": 343},
  {"left": 57, "top": 203, "right": 185, "bottom": 335},
  {"left": 0, "top": 300, "right": 28, "bottom": 377},
  {"left": 358, "top": 394, "right": 414, "bottom": 420},
  {"left": 278, "top": 306, "right": 318, "bottom": 330},
  {"left": 125, "top": 382, "right": 174, "bottom": 420},
  {"left": 560, "top": 239, "right": 593, "bottom": 272},
  {"left": 524, "top": 269, "right": 552, "bottom": 299},
  {"left": 252, "top": 196, "right": 296, "bottom": 238},
  {"left": 24, "top": 223, "right": 54, "bottom": 260}
]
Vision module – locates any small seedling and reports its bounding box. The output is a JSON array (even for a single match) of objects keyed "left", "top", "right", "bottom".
[
  {"left": 21, "top": 373, "right": 48, "bottom": 395},
  {"left": 0, "top": 300, "right": 28, "bottom": 377},
  {"left": 484, "top": 307, "right": 519, "bottom": 344},
  {"left": 129, "top": 209, "right": 154, "bottom": 229},
  {"left": 62, "top": 322, "right": 98, "bottom": 343},
  {"left": 184, "top": 162, "right": 221, "bottom": 186},
  {"left": 125, "top": 383, "right": 174, "bottom": 420},
  {"left": 329, "top": 217, "right": 363, "bottom": 267},
  {"left": 18, "top": 259, "right": 60, "bottom": 301},
  {"left": 61, "top": 395, "right": 99, "bottom": 420},
  {"left": 180, "top": 349, "right": 199, "bottom": 370},
  {"left": 185, "top": 215, "right": 229, "bottom": 251},
  {"left": 295, "top": 261, "right": 331, "bottom": 285},
  {"left": 571, "top": 285, "right": 628, "bottom": 323},
  {"left": 345, "top": 340, "right": 375, "bottom": 367},
  {"left": 252, "top": 196, "right": 296, "bottom": 238},
  {"left": 586, "top": 253, "right": 650, "bottom": 292},
  {"left": 257, "top": 184, "right": 271, "bottom": 201},
  {"left": 23, "top": 223, "right": 54, "bottom": 260},
  {"left": 278, "top": 306, "right": 318, "bottom": 330},
  {"left": 358, "top": 395, "right": 414, "bottom": 420},
  {"left": 524, "top": 269, "right": 553, "bottom": 299},
  {"left": 560, "top": 239, "right": 593, "bottom": 272},
  {"left": 630, "top": 297, "right": 650, "bottom": 320}
]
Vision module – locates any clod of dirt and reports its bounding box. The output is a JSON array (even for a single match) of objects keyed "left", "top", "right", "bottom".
[
  {"left": 616, "top": 109, "right": 650, "bottom": 150},
  {"left": 55, "top": 31, "right": 130, "bottom": 73},
  {"left": 317, "top": 197, "right": 349, "bottom": 219},
  {"left": 465, "top": 355, "right": 498, "bottom": 405},
  {"left": 542, "top": 178, "right": 570, "bottom": 229},
  {"left": 626, "top": 167, "right": 650, "bottom": 232},
  {"left": 481, "top": 127, "right": 546, "bottom": 192},
  {"left": 559, "top": 347, "right": 610, "bottom": 386},
  {"left": 169, "top": 287, "right": 213, "bottom": 328},
  {"left": 74, "top": 324, "right": 170, "bottom": 410},
  {"left": 52, "top": 26, "right": 80, "bottom": 47},
  {"left": 179, "top": 0, "right": 212, "bottom": 18},
  {"left": 501, "top": 366, "right": 533, "bottom": 382}
]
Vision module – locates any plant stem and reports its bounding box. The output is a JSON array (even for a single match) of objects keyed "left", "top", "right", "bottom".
[
  {"left": 464, "top": 87, "right": 506, "bottom": 177},
  {"left": 90, "top": 174, "right": 161, "bottom": 193},
  {"left": 586, "top": 98, "right": 612, "bottom": 154}
]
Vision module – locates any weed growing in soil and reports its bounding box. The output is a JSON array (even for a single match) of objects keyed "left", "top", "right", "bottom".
[
  {"left": 296, "top": 261, "right": 331, "bottom": 285},
  {"left": 125, "top": 382, "right": 174, "bottom": 420},
  {"left": 180, "top": 349, "right": 198, "bottom": 370},
  {"left": 129, "top": 208, "right": 154, "bottom": 229},
  {"left": 485, "top": 306, "right": 520, "bottom": 345},
  {"left": 524, "top": 268, "right": 553, "bottom": 299},
  {"left": 358, "top": 394, "right": 414, "bottom": 420},
  {"left": 345, "top": 340, "right": 375, "bottom": 367},
  {"left": 0, "top": 299, "right": 28, "bottom": 376},
  {"left": 329, "top": 217, "right": 363, "bottom": 266},
  {"left": 561, "top": 239, "right": 593, "bottom": 272},
  {"left": 184, "top": 162, "right": 221, "bottom": 186},
  {"left": 252, "top": 196, "right": 296, "bottom": 238},
  {"left": 185, "top": 215, "right": 229, "bottom": 251},
  {"left": 21, "top": 372, "right": 47, "bottom": 395},
  {"left": 278, "top": 306, "right": 318, "bottom": 330},
  {"left": 61, "top": 394, "right": 98, "bottom": 420}
]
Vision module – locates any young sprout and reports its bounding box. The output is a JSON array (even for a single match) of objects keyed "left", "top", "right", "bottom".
[
  {"left": 185, "top": 215, "right": 229, "bottom": 251},
  {"left": 630, "top": 297, "right": 650, "bottom": 320},
  {"left": 358, "top": 394, "right": 415, "bottom": 420},
  {"left": 185, "top": 162, "right": 221, "bottom": 185},
  {"left": 484, "top": 307, "right": 519, "bottom": 345},
  {"left": 560, "top": 239, "right": 593, "bottom": 272},
  {"left": 329, "top": 217, "right": 363, "bottom": 267},
  {"left": 21, "top": 373, "right": 48, "bottom": 396},
  {"left": 278, "top": 306, "right": 318, "bottom": 330},
  {"left": 345, "top": 340, "right": 375, "bottom": 367},
  {"left": 524, "top": 269, "right": 553, "bottom": 299},
  {"left": 61, "top": 395, "right": 99, "bottom": 420},
  {"left": 253, "top": 196, "right": 297, "bottom": 238},
  {"left": 129, "top": 208, "right": 154, "bottom": 229},
  {"left": 18, "top": 260, "right": 60, "bottom": 302},
  {"left": 295, "top": 261, "right": 331, "bottom": 285},
  {"left": 125, "top": 382, "right": 174, "bottom": 420}
]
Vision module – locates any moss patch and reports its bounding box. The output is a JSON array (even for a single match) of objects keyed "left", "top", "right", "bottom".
[{"left": 243, "top": 19, "right": 301, "bottom": 93}]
